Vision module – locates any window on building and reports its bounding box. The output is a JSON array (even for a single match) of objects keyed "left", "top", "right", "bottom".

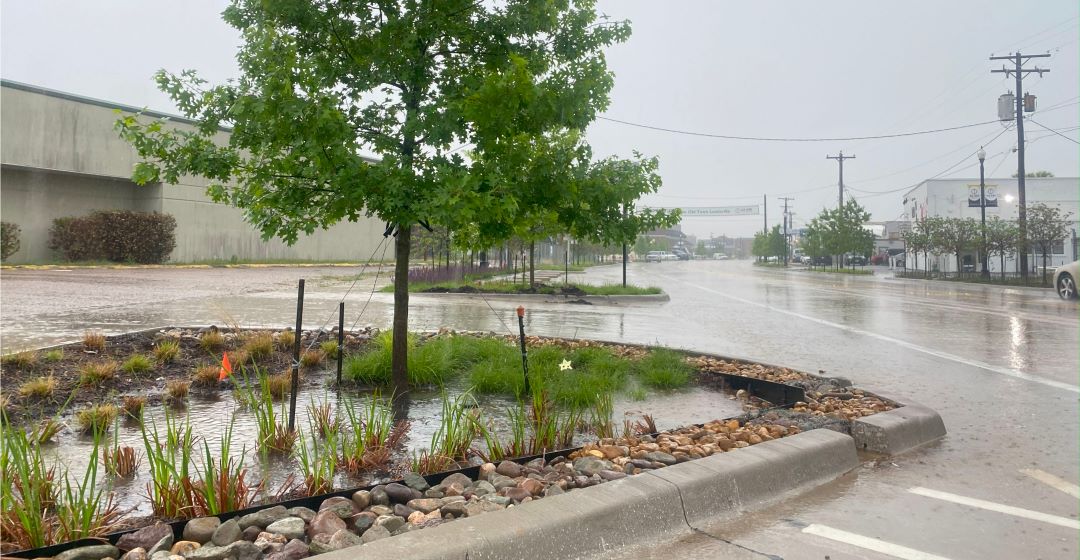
[{"left": 1052, "top": 240, "right": 1064, "bottom": 255}]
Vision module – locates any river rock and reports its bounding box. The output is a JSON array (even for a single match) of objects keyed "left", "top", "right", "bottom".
[
  {"left": 478, "top": 462, "right": 496, "bottom": 480},
  {"left": 374, "top": 514, "right": 405, "bottom": 533},
  {"left": 471, "top": 480, "right": 496, "bottom": 496},
  {"left": 406, "top": 498, "right": 443, "bottom": 514},
  {"left": 438, "top": 472, "right": 472, "bottom": 490},
  {"left": 598, "top": 445, "right": 625, "bottom": 459},
  {"left": 544, "top": 484, "right": 565, "bottom": 497},
  {"left": 319, "top": 496, "right": 358, "bottom": 519},
  {"left": 121, "top": 548, "right": 148, "bottom": 560},
  {"left": 253, "top": 532, "right": 287, "bottom": 555},
  {"left": 440, "top": 500, "right": 468, "bottom": 518},
  {"left": 57, "top": 545, "right": 121, "bottom": 560},
  {"left": 572, "top": 456, "right": 612, "bottom": 476},
  {"left": 181, "top": 544, "right": 228, "bottom": 560},
  {"left": 442, "top": 482, "right": 464, "bottom": 497},
  {"left": 383, "top": 482, "right": 417, "bottom": 503},
  {"left": 238, "top": 506, "right": 288, "bottom": 530},
  {"left": 403, "top": 472, "right": 430, "bottom": 492},
  {"left": 351, "top": 490, "right": 372, "bottom": 510},
  {"left": 464, "top": 499, "right": 505, "bottom": 517},
  {"left": 328, "top": 529, "right": 363, "bottom": 550},
  {"left": 369, "top": 486, "right": 390, "bottom": 506},
  {"left": 360, "top": 525, "right": 391, "bottom": 544},
  {"left": 169, "top": 542, "right": 200, "bottom": 556},
  {"left": 147, "top": 534, "right": 175, "bottom": 557},
  {"left": 598, "top": 469, "right": 628, "bottom": 481},
  {"left": 393, "top": 503, "right": 416, "bottom": 518},
  {"left": 644, "top": 451, "right": 677, "bottom": 465},
  {"left": 265, "top": 539, "right": 308, "bottom": 560},
  {"left": 519, "top": 478, "right": 545, "bottom": 496},
  {"left": 240, "top": 527, "right": 262, "bottom": 542},
  {"left": 366, "top": 505, "right": 393, "bottom": 516},
  {"left": 211, "top": 519, "right": 241, "bottom": 547},
  {"left": 501, "top": 487, "right": 530, "bottom": 503},
  {"left": 495, "top": 460, "right": 523, "bottom": 478},
  {"left": 182, "top": 518, "right": 220, "bottom": 544},
  {"left": 286, "top": 507, "right": 316, "bottom": 523},
  {"left": 266, "top": 517, "right": 306, "bottom": 540},
  {"left": 118, "top": 523, "right": 173, "bottom": 552},
  {"left": 489, "top": 474, "right": 516, "bottom": 491},
  {"left": 150, "top": 552, "right": 170, "bottom": 560},
  {"left": 423, "top": 489, "right": 445, "bottom": 498},
  {"left": 307, "top": 510, "right": 346, "bottom": 539},
  {"left": 351, "top": 512, "right": 376, "bottom": 534}
]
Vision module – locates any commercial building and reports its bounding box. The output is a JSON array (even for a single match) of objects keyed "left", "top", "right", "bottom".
[
  {"left": 0, "top": 80, "right": 386, "bottom": 264},
  {"left": 901, "top": 177, "right": 1079, "bottom": 273}
]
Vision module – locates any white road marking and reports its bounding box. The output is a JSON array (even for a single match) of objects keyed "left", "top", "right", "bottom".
[
  {"left": 659, "top": 274, "right": 1080, "bottom": 394},
  {"left": 1020, "top": 468, "right": 1080, "bottom": 498},
  {"left": 908, "top": 486, "right": 1080, "bottom": 529},
  {"left": 801, "top": 524, "right": 953, "bottom": 560}
]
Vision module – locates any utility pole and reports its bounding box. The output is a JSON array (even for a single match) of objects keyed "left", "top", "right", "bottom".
[
  {"left": 991, "top": 51, "right": 1049, "bottom": 280},
  {"left": 826, "top": 151, "right": 856, "bottom": 208},
  {"left": 778, "top": 197, "right": 794, "bottom": 266},
  {"left": 762, "top": 194, "right": 767, "bottom": 235}
]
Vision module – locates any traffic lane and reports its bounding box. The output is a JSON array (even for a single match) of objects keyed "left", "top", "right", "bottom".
[{"left": 622, "top": 261, "right": 1078, "bottom": 388}]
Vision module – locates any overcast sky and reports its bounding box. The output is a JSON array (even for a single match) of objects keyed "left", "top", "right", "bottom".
[{"left": 2, "top": 1, "right": 1077, "bottom": 238}]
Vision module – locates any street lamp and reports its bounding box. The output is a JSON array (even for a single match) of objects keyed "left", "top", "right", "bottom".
[{"left": 978, "top": 146, "right": 988, "bottom": 278}]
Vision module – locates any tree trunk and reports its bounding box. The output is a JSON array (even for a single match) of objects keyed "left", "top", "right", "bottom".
[
  {"left": 1042, "top": 251, "right": 1048, "bottom": 286},
  {"left": 391, "top": 224, "right": 411, "bottom": 398},
  {"left": 529, "top": 240, "right": 536, "bottom": 288},
  {"left": 1000, "top": 254, "right": 1005, "bottom": 282}
]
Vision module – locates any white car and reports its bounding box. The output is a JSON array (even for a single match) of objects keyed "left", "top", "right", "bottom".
[
  {"left": 1053, "top": 260, "right": 1078, "bottom": 300},
  {"left": 645, "top": 251, "right": 678, "bottom": 262}
]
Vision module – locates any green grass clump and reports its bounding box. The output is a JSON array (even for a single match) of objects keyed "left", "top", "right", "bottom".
[
  {"left": 79, "top": 360, "right": 119, "bottom": 384},
  {"left": 467, "top": 342, "right": 526, "bottom": 395},
  {"left": 345, "top": 332, "right": 460, "bottom": 386},
  {"left": 76, "top": 404, "right": 118, "bottom": 434},
  {"left": 3, "top": 349, "right": 39, "bottom": 369},
  {"left": 121, "top": 355, "right": 154, "bottom": 374},
  {"left": 43, "top": 349, "right": 64, "bottom": 362},
  {"left": 243, "top": 332, "right": 275, "bottom": 360},
  {"left": 19, "top": 376, "right": 57, "bottom": 399},
  {"left": 635, "top": 348, "right": 692, "bottom": 389},
  {"left": 575, "top": 283, "right": 662, "bottom": 296},
  {"left": 153, "top": 340, "right": 180, "bottom": 363},
  {"left": 199, "top": 330, "right": 225, "bottom": 352},
  {"left": 320, "top": 340, "right": 339, "bottom": 359},
  {"left": 276, "top": 330, "right": 296, "bottom": 350}
]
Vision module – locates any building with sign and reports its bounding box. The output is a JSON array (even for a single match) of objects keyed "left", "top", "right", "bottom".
[{"left": 901, "top": 177, "right": 1079, "bottom": 273}]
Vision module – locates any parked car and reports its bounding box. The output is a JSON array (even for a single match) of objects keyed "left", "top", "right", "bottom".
[
  {"left": 671, "top": 248, "right": 692, "bottom": 261},
  {"left": 809, "top": 255, "right": 833, "bottom": 266},
  {"left": 1053, "top": 260, "right": 1078, "bottom": 300},
  {"left": 645, "top": 251, "right": 678, "bottom": 262},
  {"left": 846, "top": 254, "right": 868, "bottom": 266}
]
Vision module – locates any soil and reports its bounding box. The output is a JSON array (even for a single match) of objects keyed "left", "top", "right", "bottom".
[
  {"left": 0, "top": 327, "right": 375, "bottom": 425},
  {"left": 421, "top": 284, "right": 588, "bottom": 296}
]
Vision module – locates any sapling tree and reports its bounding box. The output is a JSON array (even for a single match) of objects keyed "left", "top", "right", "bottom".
[{"left": 117, "top": 0, "right": 675, "bottom": 397}]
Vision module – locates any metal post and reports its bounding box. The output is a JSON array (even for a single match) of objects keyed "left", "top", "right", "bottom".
[
  {"left": 979, "top": 151, "right": 988, "bottom": 278},
  {"left": 516, "top": 306, "right": 530, "bottom": 397},
  {"left": 564, "top": 237, "right": 569, "bottom": 285},
  {"left": 288, "top": 279, "right": 305, "bottom": 432},
  {"left": 336, "top": 301, "right": 344, "bottom": 385}
]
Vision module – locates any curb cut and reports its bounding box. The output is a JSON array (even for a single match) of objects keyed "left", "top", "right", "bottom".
[
  {"left": 850, "top": 391, "right": 947, "bottom": 455},
  {"left": 324, "top": 429, "right": 857, "bottom": 560}
]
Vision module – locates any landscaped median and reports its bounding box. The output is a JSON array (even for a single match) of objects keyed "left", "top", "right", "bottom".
[{"left": 1, "top": 331, "right": 946, "bottom": 560}]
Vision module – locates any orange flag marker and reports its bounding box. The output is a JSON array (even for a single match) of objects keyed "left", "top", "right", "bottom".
[{"left": 219, "top": 351, "right": 233, "bottom": 381}]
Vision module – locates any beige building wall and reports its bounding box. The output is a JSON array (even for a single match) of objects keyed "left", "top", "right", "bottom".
[{"left": 0, "top": 81, "right": 388, "bottom": 264}]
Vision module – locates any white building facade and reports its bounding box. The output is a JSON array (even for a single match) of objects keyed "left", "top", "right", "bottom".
[{"left": 901, "top": 177, "right": 1079, "bottom": 274}]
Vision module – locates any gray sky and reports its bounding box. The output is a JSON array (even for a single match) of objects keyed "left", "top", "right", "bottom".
[{"left": 3, "top": 0, "right": 1077, "bottom": 238}]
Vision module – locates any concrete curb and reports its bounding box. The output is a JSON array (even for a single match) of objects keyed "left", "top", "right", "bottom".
[
  {"left": 413, "top": 292, "right": 671, "bottom": 304},
  {"left": 323, "top": 429, "right": 857, "bottom": 560},
  {"left": 850, "top": 391, "right": 947, "bottom": 455}
]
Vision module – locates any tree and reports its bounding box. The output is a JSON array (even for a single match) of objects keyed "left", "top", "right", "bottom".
[
  {"left": 984, "top": 217, "right": 1019, "bottom": 281},
  {"left": 804, "top": 201, "right": 872, "bottom": 269},
  {"left": 1027, "top": 203, "right": 1073, "bottom": 285},
  {"left": 117, "top": 1, "right": 676, "bottom": 398},
  {"left": 936, "top": 218, "right": 980, "bottom": 276},
  {"left": 901, "top": 227, "right": 928, "bottom": 277},
  {"left": 752, "top": 226, "right": 785, "bottom": 261},
  {"left": 802, "top": 219, "right": 828, "bottom": 269},
  {"left": 1012, "top": 170, "right": 1055, "bottom": 178}
]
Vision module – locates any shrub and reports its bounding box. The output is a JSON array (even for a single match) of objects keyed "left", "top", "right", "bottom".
[
  {"left": 2, "top": 349, "right": 38, "bottom": 369},
  {"left": 121, "top": 355, "right": 154, "bottom": 374},
  {"left": 320, "top": 340, "right": 339, "bottom": 359},
  {"left": 153, "top": 340, "right": 180, "bottom": 363},
  {"left": 79, "top": 360, "right": 119, "bottom": 384},
  {"left": 242, "top": 332, "right": 275, "bottom": 360},
  {"left": 48, "top": 210, "right": 177, "bottom": 263},
  {"left": 199, "top": 331, "right": 225, "bottom": 352},
  {"left": 83, "top": 330, "right": 106, "bottom": 352},
  {"left": 43, "top": 349, "right": 64, "bottom": 362},
  {"left": 191, "top": 364, "right": 220, "bottom": 387},
  {"left": 276, "top": 330, "right": 295, "bottom": 350},
  {"left": 266, "top": 373, "right": 291, "bottom": 400},
  {"left": 76, "top": 404, "right": 118, "bottom": 434},
  {"left": 1, "top": 221, "right": 20, "bottom": 261},
  {"left": 19, "top": 376, "right": 57, "bottom": 398}
]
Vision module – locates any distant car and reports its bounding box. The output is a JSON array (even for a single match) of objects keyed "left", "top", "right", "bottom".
[
  {"left": 645, "top": 251, "right": 677, "bottom": 262},
  {"left": 671, "top": 248, "right": 692, "bottom": 261},
  {"left": 1054, "top": 260, "right": 1078, "bottom": 300},
  {"left": 846, "top": 255, "right": 868, "bottom": 266},
  {"left": 715, "top": 254, "right": 730, "bottom": 260}
]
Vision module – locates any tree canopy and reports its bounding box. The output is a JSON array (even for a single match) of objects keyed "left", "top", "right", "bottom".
[{"left": 117, "top": 0, "right": 677, "bottom": 396}]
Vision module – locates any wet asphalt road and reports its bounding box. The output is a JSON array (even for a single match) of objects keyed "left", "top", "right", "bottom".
[{"left": 1, "top": 260, "right": 1078, "bottom": 559}]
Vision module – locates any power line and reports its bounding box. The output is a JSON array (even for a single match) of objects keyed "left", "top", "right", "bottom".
[
  {"left": 1027, "top": 118, "right": 1080, "bottom": 145},
  {"left": 595, "top": 116, "right": 1001, "bottom": 142}
]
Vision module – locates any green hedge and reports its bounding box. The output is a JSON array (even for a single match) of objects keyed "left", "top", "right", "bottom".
[
  {"left": 0, "top": 222, "right": 20, "bottom": 261},
  {"left": 48, "top": 211, "right": 177, "bottom": 263}
]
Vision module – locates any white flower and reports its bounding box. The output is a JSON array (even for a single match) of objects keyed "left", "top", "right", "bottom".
[{"left": 559, "top": 359, "right": 573, "bottom": 371}]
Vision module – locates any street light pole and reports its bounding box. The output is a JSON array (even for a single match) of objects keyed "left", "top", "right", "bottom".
[{"left": 978, "top": 147, "right": 988, "bottom": 278}]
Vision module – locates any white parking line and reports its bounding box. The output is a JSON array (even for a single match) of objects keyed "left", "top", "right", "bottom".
[
  {"left": 1020, "top": 469, "right": 1080, "bottom": 499},
  {"left": 908, "top": 486, "right": 1080, "bottom": 529},
  {"left": 801, "top": 524, "right": 953, "bottom": 560},
  {"left": 660, "top": 274, "right": 1080, "bottom": 394}
]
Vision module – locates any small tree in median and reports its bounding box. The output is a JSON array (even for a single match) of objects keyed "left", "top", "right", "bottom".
[
  {"left": 984, "top": 217, "right": 1019, "bottom": 281},
  {"left": 936, "top": 217, "right": 980, "bottom": 277},
  {"left": 1027, "top": 203, "right": 1073, "bottom": 286}
]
